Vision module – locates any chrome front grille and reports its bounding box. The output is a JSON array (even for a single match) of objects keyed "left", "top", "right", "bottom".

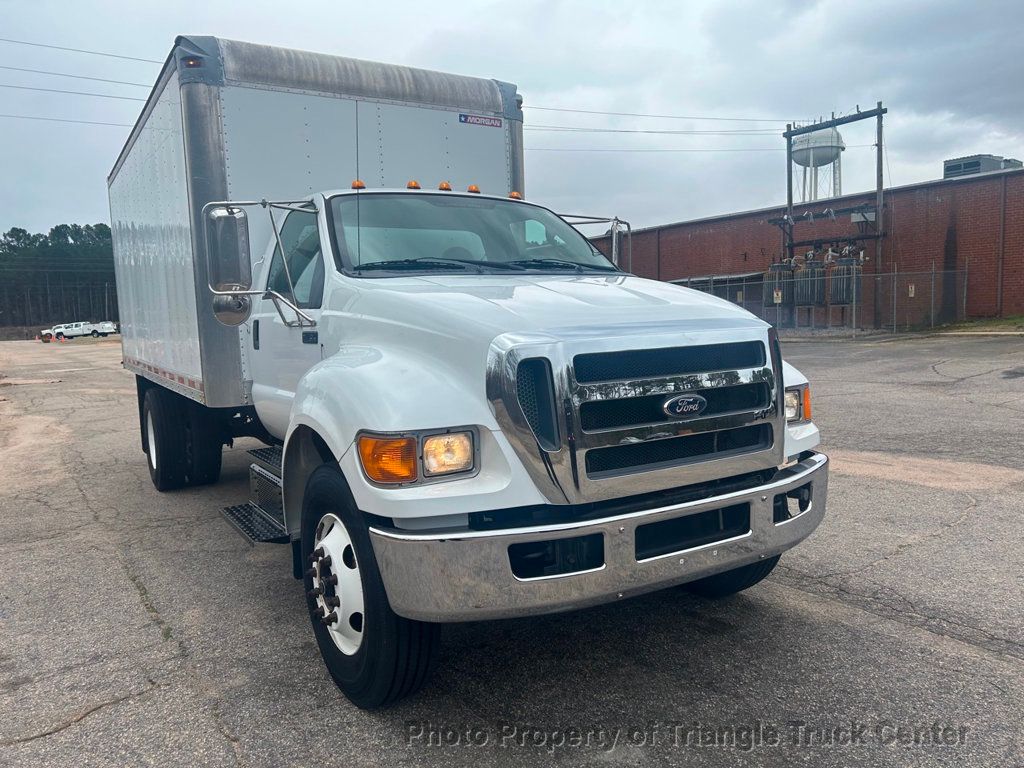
[
  {"left": 486, "top": 327, "right": 785, "bottom": 505},
  {"left": 573, "top": 340, "right": 766, "bottom": 383},
  {"left": 585, "top": 423, "right": 773, "bottom": 476}
]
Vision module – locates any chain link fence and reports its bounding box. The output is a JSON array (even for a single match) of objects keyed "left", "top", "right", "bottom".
[{"left": 673, "top": 268, "right": 968, "bottom": 333}]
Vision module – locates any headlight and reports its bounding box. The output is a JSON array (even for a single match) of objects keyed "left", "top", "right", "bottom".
[
  {"left": 357, "top": 429, "right": 476, "bottom": 484},
  {"left": 422, "top": 431, "right": 474, "bottom": 476},
  {"left": 785, "top": 385, "right": 811, "bottom": 423}
]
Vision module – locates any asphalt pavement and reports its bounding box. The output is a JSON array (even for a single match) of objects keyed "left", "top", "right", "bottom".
[{"left": 0, "top": 335, "right": 1021, "bottom": 767}]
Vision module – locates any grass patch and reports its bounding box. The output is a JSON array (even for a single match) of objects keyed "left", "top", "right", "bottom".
[{"left": 940, "top": 315, "right": 1024, "bottom": 332}]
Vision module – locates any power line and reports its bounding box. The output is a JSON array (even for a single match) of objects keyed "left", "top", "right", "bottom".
[
  {"left": 0, "top": 83, "right": 145, "bottom": 101},
  {"left": 526, "top": 142, "right": 875, "bottom": 153},
  {"left": 525, "top": 105, "right": 799, "bottom": 124},
  {"left": 0, "top": 112, "right": 133, "bottom": 127},
  {"left": 526, "top": 124, "right": 779, "bottom": 135},
  {"left": 0, "top": 37, "right": 161, "bottom": 64},
  {"left": 526, "top": 147, "right": 788, "bottom": 153},
  {"left": 0, "top": 65, "right": 150, "bottom": 87}
]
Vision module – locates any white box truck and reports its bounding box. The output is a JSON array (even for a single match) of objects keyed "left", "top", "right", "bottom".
[{"left": 109, "top": 36, "right": 828, "bottom": 709}]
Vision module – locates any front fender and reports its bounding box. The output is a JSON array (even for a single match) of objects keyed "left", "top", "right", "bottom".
[
  {"left": 290, "top": 342, "right": 501, "bottom": 453},
  {"left": 282, "top": 342, "right": 548, "bottom": 524},
  {"left": 780, "top": 359, "right": 820, "bottom": 457}
]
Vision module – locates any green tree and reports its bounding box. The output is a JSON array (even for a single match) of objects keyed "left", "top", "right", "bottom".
[{"left": 0, "top": 223, "right": 117, "bottom": 330}]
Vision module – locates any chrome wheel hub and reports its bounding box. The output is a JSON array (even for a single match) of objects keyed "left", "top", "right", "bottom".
[{"left": 308, "top": 513, "right": 364, "bottom": 655}]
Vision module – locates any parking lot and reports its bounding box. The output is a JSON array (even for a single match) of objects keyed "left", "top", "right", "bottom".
[{"left": 0, "top": 335, "right": 1022, "bottom": 767}]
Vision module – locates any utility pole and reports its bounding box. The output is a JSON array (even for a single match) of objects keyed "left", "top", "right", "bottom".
[
  {"left": 874, "top": 101, "right": 885, "bottom": 329},
  {"left": 780, "top": 103, "right": 886, "bottom": 329},
  {"left": 785, "top": 124, "right": 794, "bottom": 262}
]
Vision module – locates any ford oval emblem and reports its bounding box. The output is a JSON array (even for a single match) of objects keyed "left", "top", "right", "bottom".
[{"left": 662, "top": 394, "right": 708, "bottom": 419}]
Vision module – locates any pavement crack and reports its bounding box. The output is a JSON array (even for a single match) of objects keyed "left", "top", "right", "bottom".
[
  {"left": 810, "top": 492, "right": 977, "bottom": 580},
  {"left": 0, "top": 683, "right": 155, "bottom": 746},
  {"left": 775, "top": 569, "right": 1024, "bottom": 662},
  {"left": 124, "top": 561, "right": 179, "bottom": 645}
]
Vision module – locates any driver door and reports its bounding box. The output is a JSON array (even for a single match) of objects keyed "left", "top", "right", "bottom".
[{"left": 248, "top": 208, "right": 326, "bottom": 437}]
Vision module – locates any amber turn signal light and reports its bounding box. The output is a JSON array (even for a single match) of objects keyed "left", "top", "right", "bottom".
[
  {"left": 358, "top": 435, "right": 418, "bottom": 483},
  {"left": 802, "top": 386, "right": 812, "bottom": 422},
  {"left": 351, "top": 179, "right": 366, "bottom": 189},
  {"left": 467, "top": 184, "right": 481, "bottom": 193}
]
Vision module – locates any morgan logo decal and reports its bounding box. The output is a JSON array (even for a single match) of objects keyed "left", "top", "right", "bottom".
[
  {"left": 662, "top": 394, "right": 708, "bottom": 419},
  {"left": 459, "top": 113, "right": 503, "bottom": 128}
]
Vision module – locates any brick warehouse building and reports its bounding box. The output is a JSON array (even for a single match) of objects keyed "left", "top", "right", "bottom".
[{"left": 592, "top": 167, "right": 1024, "bottom": 329}]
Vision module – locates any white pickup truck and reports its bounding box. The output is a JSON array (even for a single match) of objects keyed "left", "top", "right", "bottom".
[
  {"left": 41, "top": 321, "right": 118, "bottom": 340},
  {"left": 109, "top": 36, "right": 828, "bottom": 709}
]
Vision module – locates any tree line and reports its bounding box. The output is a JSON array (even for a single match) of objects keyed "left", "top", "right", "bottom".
[{"left": 0, "top": 223, "right": 118, "bottom": 330}]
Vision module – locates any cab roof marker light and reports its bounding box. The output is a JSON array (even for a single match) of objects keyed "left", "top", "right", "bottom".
[
  {"left": 438, "top": 181, "right": 452, "bottom": 191},
  {"left": 467, "top": 185, "right": 481, "bottom": 194},
  {"left": 351, "top": 179, "right": 366, "bottom": 189},
  {"left": 508, "top": 191, "right": 522, "bottom": 199},
  {"left": 407, "top": 180, "right": 421, "bottom": 189}
]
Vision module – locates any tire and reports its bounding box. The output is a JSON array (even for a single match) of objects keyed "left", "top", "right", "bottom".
[
  {"left": 142, "top": 388, "right": 188, "bottom": 491},
  {"left": 685, "top": 555, "right": 781, "bottom": 599},
  {"left": 100, "top": 333, "right": 108, "bottom": 337},
  {"left": 184, "top": 402, "right": 223, "bottom": 486},
  {"left": 91, "top": 330, "right": 100, "bottom": 338},
  {"left": 55, "top": 332, "right": 64, "bottom": 340},
  {"left": 301, "top": 465, "right": 439, "bottom": 709}
]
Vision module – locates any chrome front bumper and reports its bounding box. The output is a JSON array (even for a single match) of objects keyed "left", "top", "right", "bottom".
[{"left": 369, "top": 452, "right": 828, "bottom": 622}]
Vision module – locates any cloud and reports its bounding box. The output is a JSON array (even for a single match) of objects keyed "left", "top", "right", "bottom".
[{"left": 0, "top": 0, "right": 1021, "bottom": 234}]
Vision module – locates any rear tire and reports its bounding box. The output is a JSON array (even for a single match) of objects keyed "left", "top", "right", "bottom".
[
  {"left": 143, "top": 388, "right": 187, "bottom": 491},
  {"left": 685, "top": 555, "right": 781, "bottom": 598},
  {"left": 91, "top": 330, "right": 100, "bottom": 338},
  {"left": 184, "top": 402, "right": 223, "bottom": 486},
  {"left": 301, "top": 465, "right": 439, "bottom": 709}
]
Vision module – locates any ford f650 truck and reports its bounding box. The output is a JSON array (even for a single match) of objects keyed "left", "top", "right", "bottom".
[{"left": 109, "top": 36, "right": 828, "bottom": 709}]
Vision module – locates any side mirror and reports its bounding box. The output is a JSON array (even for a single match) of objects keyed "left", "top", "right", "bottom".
[{"left": 205, "top": 205, "right": 253, "bottom": 326}]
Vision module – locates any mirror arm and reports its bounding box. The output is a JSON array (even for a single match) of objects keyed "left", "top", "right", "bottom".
[
  {"left": 266, "top": 205, "right": 300, "bottom": 312},
  {"left": 265, "top": 290, "right": 317, "bottom": 328}
]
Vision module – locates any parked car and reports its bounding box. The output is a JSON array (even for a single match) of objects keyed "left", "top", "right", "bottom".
[
  {"left": 109, "top": 36, "right": 828, "bottom": 709},
  {"left": 40, "top": 321, "right": 118, "bottom": 340}
]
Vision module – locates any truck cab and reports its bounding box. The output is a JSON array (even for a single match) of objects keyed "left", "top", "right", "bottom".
[{"left": 109, "top": 36, "right": 828, "bottom": 710}]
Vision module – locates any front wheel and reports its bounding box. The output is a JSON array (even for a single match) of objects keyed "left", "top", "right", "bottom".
[
  {"left": 685, "top": 555, "right": 781, "bottom": 598},
  {"left": 302, "top": 465, "right": 439, "bottom": 709},
  {"left": 91, "top": 330, "right": 100, "bottom": 338}
]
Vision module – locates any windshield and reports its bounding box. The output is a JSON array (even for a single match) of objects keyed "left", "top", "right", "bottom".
[{"left": 328, "top": 193, "right": 619, "bottom": 275}]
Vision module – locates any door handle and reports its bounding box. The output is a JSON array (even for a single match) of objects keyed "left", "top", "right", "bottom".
[{"left": 253, "top": 319, "right": 260, "bottom": 350}]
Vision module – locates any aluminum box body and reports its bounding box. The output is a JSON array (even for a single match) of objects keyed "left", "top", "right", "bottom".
[{"left": 108, "top": 35, "right": 523, "bottom": 406}]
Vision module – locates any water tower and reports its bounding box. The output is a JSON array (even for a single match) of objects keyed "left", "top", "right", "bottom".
[{"left": 792, "top": 128, "right": 845, "bottom": 201}]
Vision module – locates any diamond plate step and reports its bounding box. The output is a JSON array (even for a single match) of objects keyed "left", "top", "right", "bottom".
[
  {"left": 248, "top": 445, "right": 283, "bottom": 473},
  {"left": 222, "top": 503, "right": 289, "bottom": 544}
]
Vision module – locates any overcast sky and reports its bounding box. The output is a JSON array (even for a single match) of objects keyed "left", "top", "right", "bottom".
[{"left": 1, "top": 0, "right": 1022, "bottom": 235}]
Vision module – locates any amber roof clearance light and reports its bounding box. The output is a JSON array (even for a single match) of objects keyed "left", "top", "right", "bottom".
[
  {"left": 406, "top": 180, "right": 421, "bottom": 189},
  {"left": 438, "top": 181, "right": 452, "bottom": 191},
  {"left": 508, "top": 191, "right": 522, "bottom": 199},
  {"left": 467, "top": 185, "right": 481, "bottom": 194},
  {"left": 351, "top": 179, "right": 366, "bottom": 190}
]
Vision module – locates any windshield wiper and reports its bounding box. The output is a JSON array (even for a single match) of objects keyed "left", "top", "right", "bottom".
[
  {"left": 507, "top": 258, "right": 618, "bottom": 273},
  {"left": 420, "top": 257, "right": 527, "bottom": 271},
  {"left": 353, "top": 258, "right": 471, "bottom": 272}
]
